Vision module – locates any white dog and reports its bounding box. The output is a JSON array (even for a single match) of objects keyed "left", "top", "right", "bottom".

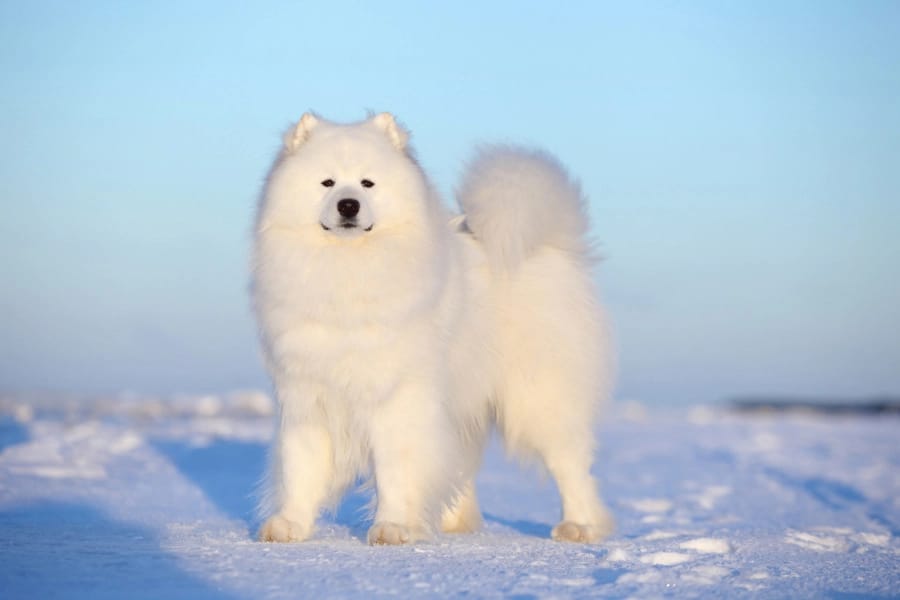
[{"left": 252, "top": 113, "right": 613, "bottom": 545}]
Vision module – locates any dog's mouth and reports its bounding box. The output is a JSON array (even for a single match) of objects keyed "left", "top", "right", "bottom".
[{"left": 320, "top": 221, "right": 374, "bottom": 232}]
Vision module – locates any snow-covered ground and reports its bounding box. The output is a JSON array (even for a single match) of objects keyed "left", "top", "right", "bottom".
[{"left": 1, "top": 392, "right": 897, "bottom": 599}]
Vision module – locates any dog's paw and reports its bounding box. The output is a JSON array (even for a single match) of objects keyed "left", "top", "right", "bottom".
[
  {"left": 367, "top": 521, "right": 411, "bottom": 545},
  {"left": 551, "top": 519, "right": 614, "bottom": 544},
  {"left": 258, "top": 514, "right": 311, "bottom": 543}
]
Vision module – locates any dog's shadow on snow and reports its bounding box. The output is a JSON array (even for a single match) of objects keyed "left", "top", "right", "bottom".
[
  {"left": 0, "top": 501, "right": 238, "bottom": 599},
  {"left": 0, "top": 415, "right": 29, "bottom": 453},
  {"left": 154, "top": 439, "right": 372, "bottom": 540},
  {"left": 482, "top": 513, "right": 552, "bottom": 538},
  {"left": 326, "top": 487, "right": 373, "bottom": 542},
  {"left": 154, "top": 439, "right": 265, "bottom": 529}
]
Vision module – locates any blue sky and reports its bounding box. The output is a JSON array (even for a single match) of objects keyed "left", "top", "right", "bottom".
[{"left": 1, "top": 1, "right": 898, "bottom": 405}]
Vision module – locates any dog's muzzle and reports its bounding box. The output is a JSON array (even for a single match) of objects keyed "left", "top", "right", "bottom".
[{"left": 320, "top": 196, "right": 374, "bottom": 232}]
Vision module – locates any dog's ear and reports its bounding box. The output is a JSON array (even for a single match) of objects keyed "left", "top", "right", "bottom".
[
  {"left": 283, "top": 113, "right": 319, "bottom": 153},
  {"left": 371, "top": 112, "right": 409, "bottom": 150}
]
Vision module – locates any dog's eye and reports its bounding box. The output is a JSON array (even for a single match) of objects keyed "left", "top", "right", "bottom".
[
  {"left": 361, "top": 179, "right": 375, "bottom": 188},
  {"left": 321, "top": 179, "right": 335, "bottom": 187}
]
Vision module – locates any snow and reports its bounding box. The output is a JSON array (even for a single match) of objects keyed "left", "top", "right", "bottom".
[
  {"left": 639, "top": 551, "right": 692, "bottom": 566},
  {"left": 1, "top": 392, "right": 898, "bottom": 598},
  {"left": 678, "top": 538, "right": 732, "bottom": 554}
]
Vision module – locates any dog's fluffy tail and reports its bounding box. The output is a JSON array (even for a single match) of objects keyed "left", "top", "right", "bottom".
[{"left": 457, "top": 145, "right": 592, "bottom": 272}]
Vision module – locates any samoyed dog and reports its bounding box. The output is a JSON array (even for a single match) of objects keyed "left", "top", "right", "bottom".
[{"left": 253, "top": 112, "right": 613, "bottom": 545}]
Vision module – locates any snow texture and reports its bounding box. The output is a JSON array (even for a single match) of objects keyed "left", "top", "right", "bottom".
[{"left": 1, "top": 392, "right": 898, "bottom": 598}]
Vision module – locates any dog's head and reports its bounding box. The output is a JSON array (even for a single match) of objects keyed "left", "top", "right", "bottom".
[{"left": 258, "top": 112, "right": 430, "bottom": 241}]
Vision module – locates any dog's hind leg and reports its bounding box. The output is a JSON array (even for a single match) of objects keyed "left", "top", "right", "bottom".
[
  {"left": 440, "top": 480, "right": 483, "bottom": 533},
  {"left": 497, "top": 369, "right": 614, "bottom": 543},
  {"left": 519, "top": 421, "right": 613, "bottom": 543},
  {"left": 542, "top": 447, "right": 614, "bottom": 543}
]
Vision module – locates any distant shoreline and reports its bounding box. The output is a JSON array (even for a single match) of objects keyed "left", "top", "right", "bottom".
[{"left": 731, "top": 396, "right": 900, "bottom": 415}]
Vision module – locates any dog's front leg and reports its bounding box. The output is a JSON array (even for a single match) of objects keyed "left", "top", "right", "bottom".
[
  {"left": 367, "top": 382, "right": 449, "bottom": 545},
  {"left": 259, "top": 393, "right": 333, "bottom": 543}
]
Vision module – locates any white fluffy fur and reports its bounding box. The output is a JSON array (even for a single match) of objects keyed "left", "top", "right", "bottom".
[
  {"left": 253, "top": 113, "right": 614, "bottom": 546},
  {"left": 457, "top": 145, "right": 591, "bottom": 272}
]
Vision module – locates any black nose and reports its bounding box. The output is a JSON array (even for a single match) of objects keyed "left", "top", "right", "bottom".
[{"left": 337, "top": 198, "right": 360, "bottom": 218}]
